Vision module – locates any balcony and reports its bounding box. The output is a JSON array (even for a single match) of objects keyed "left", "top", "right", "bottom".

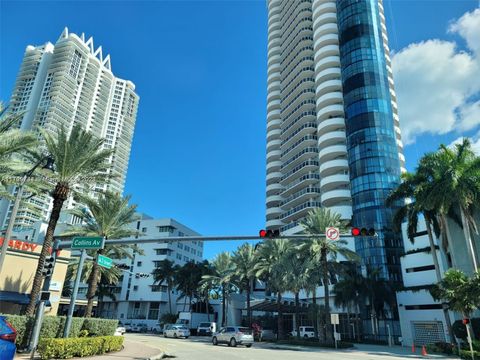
[
  {"left": 267, "top": 160, "right": 282, "bottom": 172},
  {"left": 318, "top": 130, "right": 346, "bottom": 148},
  {"left": 317, "top": 117, "right": 346, "bottom": 136},
  {"left": 266, "top": 219, "right": 284, "bottom": 228},
  {"left": 315, "top": 55, "right": 341, "bottom": 73},
  {"left": 320, "top": 173, "right": 350, "bottom": 192},
  {"left": 266, "top": 183, "right": 284, "bottom": 196},
  {"left": 316, "top": 91, "right": 343, "bottom": 109},
  {"left": 321, "top": 188, "right": 351, "bottom": 207},
  {"left": 266, "top": 149, "right": 282, "bottom": 162},
  {"left": 317, "top": 103, "right": 344, "bottom": 121},
  {"left": 328, "top": 205, "right": 353, "bottom": 219},
  {"left": 320, "top": 158, "right": 349, "bottom": 176},
  {"left": 318, "top": 144, "right": 347, "bottom": 163},
  {"left": 266, "top": 194, "right": 283, "bottom": 206}
]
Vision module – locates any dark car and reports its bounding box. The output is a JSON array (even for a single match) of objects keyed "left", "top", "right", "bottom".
[{"left": 0, "top": 316, "right": 17, "bottom": 360}]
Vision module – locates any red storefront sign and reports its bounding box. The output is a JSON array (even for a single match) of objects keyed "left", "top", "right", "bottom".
[{"left": 0, "top": 237, "right": 39, "bottom": 252}]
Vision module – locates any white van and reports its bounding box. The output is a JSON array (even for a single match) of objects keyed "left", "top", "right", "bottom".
[
  {"left": 197, "top": 322, "right": 216, "bottom": 336},
  {"left": 290, "top": 326, "right": 316, "bottom": 339}
]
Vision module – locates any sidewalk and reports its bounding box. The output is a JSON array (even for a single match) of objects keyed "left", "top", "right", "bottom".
[{"left": 15, "top": 339, "right": 165, "bottom": 360}]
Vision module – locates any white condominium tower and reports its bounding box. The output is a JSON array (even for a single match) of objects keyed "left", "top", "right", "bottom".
[
  {"left": 0, "top": 27, "right": 139, "bottom": 229},
  {"left": 266, "top": 0, "right": 406, "bottom": 280}
]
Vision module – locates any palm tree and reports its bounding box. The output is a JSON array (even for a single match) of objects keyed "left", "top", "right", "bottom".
[
  {"left": 175, "top": 260, "right": 209, "bottom": 312},
  {"left": 254, "top": 239, "right": 290, "bottom": 340},
  {"left": 0, "top": 104, "right": 37, "bottom": 198},
  {"left": 202, "top": 252, "right": 235, "bottom": 327},
  {"left": 430, "top": 269, "right": 480, "bottom": 354},
  {"left": 299, "top": 208, "right": 359, "bottom": 344},
  {"left": 25, "top": 125, "right": 113, "bottom": 316},
  {"left": 333, "top": 266, "right": 365, "bottom": 342},
  {"left": 425, "top": 139, "right": 480, "bottom": 272},
  {"left": 387, "top": 168, "right": 455, "bottom": 343},
  {"left": 232, "top": 243, "right": 256, "bottom": 327},
  {"left": 281, "top": 248, "right": 312, "bottom": 340},
  {"left": 60, "top": 191, "right": 140, "bottom": 317},
  {"left": 152, "top": 259, "right": 179, "bottom": 314}
]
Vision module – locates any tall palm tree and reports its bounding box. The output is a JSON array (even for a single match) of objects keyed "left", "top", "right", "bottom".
[
  {"left": 254, "top": 239, "right": 290, "bottom": 339},
  {"left": 25, "top": 125, "right": 113, "bottom": 316},
  {"left": 387, "top": 168, "right": 455, "bottom": 343},
  {"left": 61, "top": 191, "right": 140, "bottom": 317},
  {"left": 0, "top": 104, "right": 37, "bottom": 198},
  {"left": 281, "top": 248, "right": 312, "bottom": 340},
  {"left": 175, "top": 260, "right": 207, "bottom": 312},
  {"left": 202, "top": 252, "right": 235, "bottom": 327},
  {"left": 152, "top": 259, "right": 179, "bottom": 314},
  {"left": 425, "top": 139, "right": 480, "bottom": 272},
  {"left": 232, "top": 243, "right": 256, "bottom": 327},
  {"left": 299, "top": 208, "right": 359, "bottom": 344}
]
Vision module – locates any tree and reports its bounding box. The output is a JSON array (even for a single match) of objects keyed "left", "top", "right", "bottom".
[
  {"left": 176, "top": 260, "right": 209, "bottom": 312},
  {"left": 387, "top": 168, "right": 455, "bottom": 343},
  {"left": 202, "top": 252, "right": 235, "bottom": 327},
  {"left": 232, "top": 243, "right": 256, "bottom": 327},
  {"left": 152, "top": 259, "right": 179, "bottom": 314},
  {"left": 60, "top": 191, "right": 140, "bottom": 317},
  {"left": 0, "top": 104, "right": 37, "bottom": 198},
  {"left": 254, "top": 239, "right": 290, "bottom": 339},
  {"left": 25, "top": 125, "right": 113, "bottom": 316},
  {"left": 299, "top": 208, "right": 359, "bottom": 343},
  {"left": 430, "top": 269, "right": 480, "bottom": 354},
  {"left": 425, "top": 139, "right": 480, "bottom": 272},
  {"left": 281, "top": 248, "right": 312, "bottom": 340}
]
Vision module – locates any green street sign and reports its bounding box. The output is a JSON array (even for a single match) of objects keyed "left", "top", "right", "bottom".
[
  {"left": 97, "top": 254, "right": 113, "bottom": 269},
  {"left": 71, "top": 237, "right": 104, "bottom": 250}
]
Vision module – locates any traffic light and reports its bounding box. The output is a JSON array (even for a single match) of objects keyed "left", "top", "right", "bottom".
[
  {"left": 351, "top": 227, "right": 376, "bottom": 236},
  {"left": 259, "top": 229, "right": 280, "bottom": 239},
  {"left": 42, "top": 256, "right": 55, "bottom": 277},
  {"left": 463, "top": 318, "right": 470, "bottom": 325},
  {"left": 135, "top": 273, "right": 150, "bottom": 278}
]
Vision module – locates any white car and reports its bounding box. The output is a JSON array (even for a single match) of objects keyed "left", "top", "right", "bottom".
[
  {"left": 212, "top": 326, "right": 253, "bottom": 347},
  {"left": 164, "top": 324, "right": 190, "bottom": 339},
  {"left": 114, "top": 326, "right": 126, "bottom": 336},
  {"left": 197, "top": 322, "right": 216, "bottom": 336},
  {"left": 290, "top": 326, "right": 316, "bottom": 339}
]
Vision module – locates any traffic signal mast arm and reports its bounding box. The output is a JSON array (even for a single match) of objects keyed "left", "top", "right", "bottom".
[{"left": 57, "top": 233, "right": 370, "bottom": 250}]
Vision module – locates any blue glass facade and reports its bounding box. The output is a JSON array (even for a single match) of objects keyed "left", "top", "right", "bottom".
[{"left": 337, "top": 0, "right": 403, "bottom": 281}]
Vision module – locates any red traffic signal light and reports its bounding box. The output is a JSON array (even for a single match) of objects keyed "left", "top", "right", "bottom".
[
  {"left": 463, "top": 318, "right": 470, "bottom": 325},
  {"left": 351, "top": 227, "right": 376, "bottom": 236},
  {"left": 259, "top": 229, "right": 280, "bottom": 238}
]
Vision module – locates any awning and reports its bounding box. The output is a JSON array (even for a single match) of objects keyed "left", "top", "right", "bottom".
[
  {"left": 249, "top": 297, "right": 312, "bottom": 313},
  {"left": 0, "top": 291, "right": 30, "bottom": 305}
]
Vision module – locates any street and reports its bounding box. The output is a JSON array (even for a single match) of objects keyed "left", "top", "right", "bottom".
[{"left": 125, "top": 334, "right": 457, "bottom": 360}]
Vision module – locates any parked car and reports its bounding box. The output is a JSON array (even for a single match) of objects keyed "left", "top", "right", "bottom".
[
  {"left": 129, "top": 323, "right": 148, "bottom": 333},
  {"left": 197, "top": 322, "right": 216, "bottom": 336},
  {"left": 124, "top": 323, "right": 132, "bottom": 332},
  {"left": 212, "top": 326, "right": 253, "bottom": 347},
  {"left": 114, "top": 326, "right": 126, "bottom": 336},
  {"left": 151, "top": 323, "right": 164, "bottom": 334},
  {"left": 290, "top": 326, "right": 316, "bottom": 339},
  {"left": 164, "top": 324, "right": 190, "bottom": 338},
  {"left": 0, "top": 316, "right": 17, "bottom": 360}
]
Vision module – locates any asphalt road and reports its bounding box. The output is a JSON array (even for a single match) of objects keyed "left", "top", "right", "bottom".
[{"left": 125, "top": 333, "right": 456, "bottom": 360}]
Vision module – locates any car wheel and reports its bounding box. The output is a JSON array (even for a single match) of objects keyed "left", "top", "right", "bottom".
[
  {"left": 246, "top": 344, "right": 252, "bottom": 348},
  {"left": 212, "top": 337, "right": 218, "bottom": 346},
  {"left": 164, "top": 333, "right": 167, "bottom": 338},
  {"left": 230, "top": 338, "right": 237, "bottom": 347},
  {"left": 174, "top": 333, "right": 178, "bottom": 338},
  {"left": 185, "top": 336, "right": 189, "bottom": 339}
]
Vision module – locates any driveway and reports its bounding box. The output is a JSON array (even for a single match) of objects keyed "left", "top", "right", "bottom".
[{"left": 125, "top": 333, "right": 457, "bottom": 360}]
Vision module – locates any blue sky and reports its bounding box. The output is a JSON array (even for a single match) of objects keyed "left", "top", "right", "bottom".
[{"left": 1, "top": 1, "right": 479, "bottom": 260}]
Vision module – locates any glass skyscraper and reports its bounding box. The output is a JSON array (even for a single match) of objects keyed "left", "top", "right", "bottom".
[{"left": 266, "top": 0, "right": 406, "bottom": 280}]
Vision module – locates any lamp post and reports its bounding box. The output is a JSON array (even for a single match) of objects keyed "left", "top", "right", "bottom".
[{"left": 0, "top": 156, "right": 54, "bottom": 274}]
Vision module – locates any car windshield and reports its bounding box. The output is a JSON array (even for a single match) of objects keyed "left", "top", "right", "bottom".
[
  {"left": 305, "top": 327, "right": 315, "bottom": 332},
  {"left": 174, "top": 326, "right": 187, "bottom": 330},
  {"left": 238, "top": 327, "right": 252, "bottom": 334},
  {"left": 199, "top": 323, "right": 211, "bottom": 327}
]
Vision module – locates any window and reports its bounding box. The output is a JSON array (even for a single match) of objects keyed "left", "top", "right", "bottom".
[
  {"left": 142, "top": 227, "right": 147, "bottom": 233},
  {"left": 184, "top": 245, "right": 190, "bottom": 252},
  {"left": 176, "top": 253, "right": 182, "bottom": 260},
  {"left": 69, "top": 50, "right": 82, "bottom": 79},
  {"left": 157, "top": 226, "right": 176, "bottom": 233},
  {"left": 151, "top": 285, "right": 167, "bottom": 292},
  {"left": 155, "top": 249, "right": 171, "bottom": 255},
  {"left": 178, "top": 231, "right": 184, "bottom": 237},
  {"left": 133, "top": 286, "right": 138, "bottom": 291},
  {"left": 137, "top": 261, "right": 142, "bottom": 267},
  {"left": 148, "top": 302, "right": 160, "bottom": 320},
  {"left": 177, "top": 243, "right": 183, "bottom": 249},
  {"left": 183, "top": 256, "right": 189, "bottom": 262},
  {"left": 406, "top": 265, "right": 435, "bottom": 273}
]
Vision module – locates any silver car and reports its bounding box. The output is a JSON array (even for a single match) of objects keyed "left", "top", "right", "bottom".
[
  {"left": 164, "top": 324, "right": 190, "bottom": 339},
  {"left": 212, "top": 326, "right": 253, "bottom": 347}
]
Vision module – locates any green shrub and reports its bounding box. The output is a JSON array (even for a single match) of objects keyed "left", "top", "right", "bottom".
[
  {"left": 82, "top": 318, "right": 118, "bottom": 336},
  {"left": 4, "top": 314, "right": 34, "bottom": 349},
  {"left": 459, "top": 349, "right": 480, "bottom": 360},
  {"left": 37, "top": 336, "right": 123, "bottom": 359}
]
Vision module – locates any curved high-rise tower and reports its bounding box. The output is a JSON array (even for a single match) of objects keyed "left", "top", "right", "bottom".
[{"left": 265, "top": 0, "right": 405, "bottom": 280}]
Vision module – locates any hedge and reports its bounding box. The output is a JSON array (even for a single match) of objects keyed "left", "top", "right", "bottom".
[
  {"left": 1, "top": 314, "right": 118, "bottom": 349},
  {"left": 459, "top": 349, "right": 480, "bottom": 360},
  {"left": 37, "top": 336, "right": 124, "bottom": 359}
]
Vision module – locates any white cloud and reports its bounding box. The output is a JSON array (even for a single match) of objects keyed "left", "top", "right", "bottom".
[
  {"left": 449, "top": 131, "right": 480, "bottom": 155},
  {"left": 392, "top": 9, "right": 480, "bottom": 145}
]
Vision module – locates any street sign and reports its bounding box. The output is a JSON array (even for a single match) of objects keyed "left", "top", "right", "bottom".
[
  {"left": 49, "top": 281, "right": 62, "bottom": 291},
  {"left": 331, "top": 313, "right": 340, "bottom": 325},
  {"left": 71, "top": 237, "right": 104, "bottom": 250},
  {"left": 326, "top": 227, "right": 340, "bottom": 241},
  {"left": 97, "top": 254, "right": 113, "bottom": 269}
]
